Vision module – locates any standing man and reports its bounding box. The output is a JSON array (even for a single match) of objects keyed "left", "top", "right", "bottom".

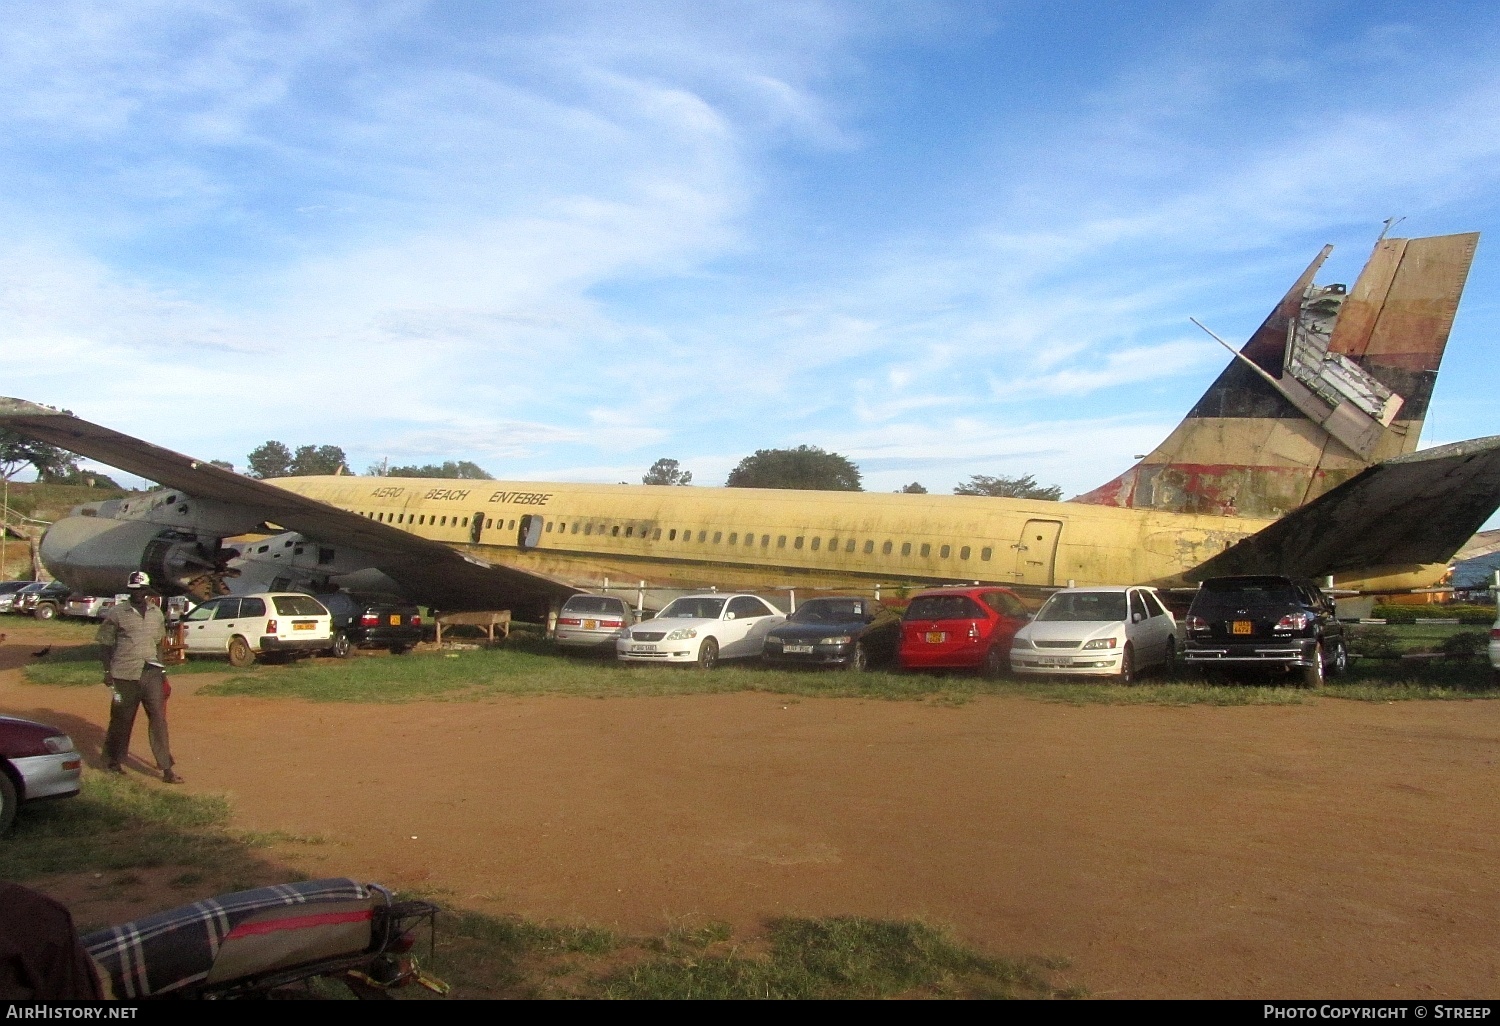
[{"left": 98, "top": 571, "right": 181, "bottom": 783}]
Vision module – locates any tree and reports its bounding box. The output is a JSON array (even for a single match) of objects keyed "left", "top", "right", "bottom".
[
  {"left": 953, "top": 473, "right": 1063, "bottom": 500},
  {"left": 642, "top": 458, "right": 692, "bottom": 486},
  {"left": 386, "top": 460, "right": 493, "bottom": 479},
  {"left": 246, "top": 441, "right": 293, "bottom": 479},
  {"left": 290, "top": 445, "right": 351, "bottom": 476},
  {"left": 0, "top": 428, "right": 76, "bottom": 481},
  {"left": 247, "top": 442, "right": 350, "bottom": 478},
  {"left": 898, "top": 482, "right": 927, "bottom": 494},
  {"left": 725, "top": 446, "right": 862, "bottom": 491},
  {"left": 208, "top": 459, "right": 235, "bottom": 473}
]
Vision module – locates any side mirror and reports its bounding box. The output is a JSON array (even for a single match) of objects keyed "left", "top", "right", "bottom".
[
  {"left": 1131, "top": 612, "right": 1143, "bottom": 624},
  {"left": 725, "top": 612, "right": 736, "bottom": 620}
]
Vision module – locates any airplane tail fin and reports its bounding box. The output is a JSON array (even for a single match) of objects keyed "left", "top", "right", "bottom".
[{"left": 1072, "top": 231, "right": 1479, "bottom": 518}]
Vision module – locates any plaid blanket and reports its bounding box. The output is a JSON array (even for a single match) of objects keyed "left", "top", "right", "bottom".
[{"left": 82, "top": 878, "right": 371, "bottom": 998}]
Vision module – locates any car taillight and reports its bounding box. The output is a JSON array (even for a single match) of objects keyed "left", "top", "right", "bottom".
[
  {"left": 1491, "top": 628, "right": 1500, "bottom": 640},
  {"left": 265, "top": 619, "right": 278, "bottom": 634},
  {"left": 1275, "top": 612, "right": 1313, "bottom": 631},
  {"left": 361, "top": 613, "right": 379, "bottom": 626},
  {"left": 410, "top": 614, "right": 421, "bottom": 626},
  {"left": 968, "top": 622, "right": 980, "bottom": 641},
  {"left": 1186, "top": 615, "right": 1209, "bottom": 631},
  {"left": 601, "top": 620, "right": 622, "bottom": 628},
  {"left": 558, "top": 617, "right": 581, "bottom": 626}
]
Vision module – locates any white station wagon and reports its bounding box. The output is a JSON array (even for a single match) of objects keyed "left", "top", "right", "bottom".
[
  {"left": 181, "top": 592, "right": 334, "bottom": 667},
  {"left": 617, "top": 593, "right": 785, "bottom": 669}
]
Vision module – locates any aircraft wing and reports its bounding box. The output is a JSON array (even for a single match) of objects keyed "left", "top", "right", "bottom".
[
  {"left": 1185, "top": 435, "right": 1500, "bottom": 581},
  {"left": 0, "top": 398, "right": 578, "bottom": 610}
]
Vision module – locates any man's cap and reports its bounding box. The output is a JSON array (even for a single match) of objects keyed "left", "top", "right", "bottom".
[{"left": 126, "top": 571, "right": 151, "bottom": 589}]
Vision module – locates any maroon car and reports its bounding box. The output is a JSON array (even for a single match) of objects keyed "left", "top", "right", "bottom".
[
  {"left": 897, "top": 586, "right": 1030, "bottom": 677},
  {"left": 1, "top": 716, "right": 82, "bottom": 833}
]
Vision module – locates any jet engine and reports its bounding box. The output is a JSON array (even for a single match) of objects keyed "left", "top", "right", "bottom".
[{"left": 40, "top": 515, "right": 236, "bottom": 599}]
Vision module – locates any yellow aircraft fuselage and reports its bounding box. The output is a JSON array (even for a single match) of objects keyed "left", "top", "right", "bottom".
[{"left": 273, "top": 477, "right": 1446, "bottom": 596}]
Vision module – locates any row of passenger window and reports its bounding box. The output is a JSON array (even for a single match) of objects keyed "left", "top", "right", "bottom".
[{"left": 349, "top": 508, "right": 996, "bottom": 563}]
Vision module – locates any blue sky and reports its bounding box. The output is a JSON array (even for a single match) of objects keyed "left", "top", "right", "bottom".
[{"left": 3, "top": 0, "right": 1499, "bottom": 500}]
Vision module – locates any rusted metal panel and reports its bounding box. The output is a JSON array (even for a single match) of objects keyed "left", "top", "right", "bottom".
[{"left": 1327, "top": 238, "right": 1405, "bottom": 358}]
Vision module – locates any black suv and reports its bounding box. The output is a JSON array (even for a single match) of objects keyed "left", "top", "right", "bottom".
[
  {"left": 1182, "top": 575, "right": 1347, "bottom": 686},
  {"left": 319, "top": 593, "right": 425, "bottom": 656}
]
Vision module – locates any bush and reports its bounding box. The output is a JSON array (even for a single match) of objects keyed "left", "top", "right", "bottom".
[
  {"left": 1437, "top": 631, "right": 1488, "bottom": 660},
  {"left": 1347, "top": 625, "right": 1401, "bottom": 659}
]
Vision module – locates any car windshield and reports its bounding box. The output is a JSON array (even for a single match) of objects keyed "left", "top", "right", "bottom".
[
  {"left": 563, "top": 596, "right": 623, "bottom": 615},
  {"left": 904, "top": 595, "right": 984, "bottom": 621},
  {"left": 659, "top": 597, "right": 726, "bottom": 619},
  {"left": 789, "top": 599, "right": 868, "bottom": 624},
  {"left": 1036, "top": 592, "right": 1128, "bottom": 622},
  {"left": 272, "top": 595, "right": 328, "bottom": 616}
]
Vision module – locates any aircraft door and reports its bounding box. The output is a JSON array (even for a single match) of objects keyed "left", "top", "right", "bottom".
[
  {"left": 470, "top": 512, "right": 486, "bottom": 545},
  {"left": 1013, "top": 520, "right": 1062, "bottom": 585},
  {"left": 518, "top": 514, "right": 544, "bottom": 550}
]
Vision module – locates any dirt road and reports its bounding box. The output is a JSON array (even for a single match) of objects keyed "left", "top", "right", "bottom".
[{"left": 4, "top": 625, "right": 1497, "bottom": 998}]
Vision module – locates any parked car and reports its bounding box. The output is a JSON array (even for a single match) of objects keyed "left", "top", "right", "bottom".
[
  {"left": 1010, "top": 586, "right": 1176, "bottom": 683},
  {"left": 1489, "top": 609, "right": 1500, "bottom": 679},
  {"left": 13, "top": 581, "right": 70, "bottom": 620},
  {"left": 63, "top": 594, "right": 119, "bottom": 620},
  {"left": 1181, "top": 575, "right": 1347, "bottom": 686},
  {"left": 1, "top": 715, "right": 82, "bottom": 834},
  {"left": 898, "top": 586, "right": 1030, "bottom": 677},
  {"left": 180, "top": 592, "right": 334, "bottom": 667},
  {"left": 617, "top": 593, "right": 785, "bottom": 669},
  {"left": 763, "top": 595, "right": 901, "bottom": 671},
  {"left": 0, "top": 581, "right": 30, "bottom": 614},
  {"left": 555, "top": 594, "right": 633, "bottom": 653},
  {"left": 318, "top": 592, "right": 424, "bottom": 656}
]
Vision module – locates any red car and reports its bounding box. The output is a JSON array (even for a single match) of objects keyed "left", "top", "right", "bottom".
[
  {"left": 1, "top": 715, "right": 82, "bottom": 833},
  {"left": 898, "top": 586, "right": 1030, "bottom": 677}
]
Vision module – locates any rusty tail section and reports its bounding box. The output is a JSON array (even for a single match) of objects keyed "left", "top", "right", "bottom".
[{"left": 1072, "top": 232, "right": 1479, "bottom": 518}]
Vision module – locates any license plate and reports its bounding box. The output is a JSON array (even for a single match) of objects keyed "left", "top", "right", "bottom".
[
  {"left": 584, "top": 619, "right": 597, "bottom": 630},
  {"left": 1232, "top": 621, "right": 1252, "bottom": 635},
  {"left": 390, "top": 614, "right": 402, "bottom": 626},
  {"left": 1038, "top": 658, "right": 1065, "bottom": 667},
  {"left": 630, "top": 645, "right": 656, "bottom": 653},
  {"left": 293, "top": 622, "right": 315, "bottom": 631},
  {"left": 784, "top": 644, "right": 814, "bottom": 654},
  {"left": 925, "top": 632, "right": 945, "bottom": 644}
]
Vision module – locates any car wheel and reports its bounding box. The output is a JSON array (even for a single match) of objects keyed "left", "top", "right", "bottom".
[
  {"left": 696, "top": 637, "right": 719, "bottom": 671},
  {"left": 0, "top": 770, "right": 17, "bottom": 835},
  {"left": 389, "top": 643, "right": 410, "bottom": 655},
  {"left": 1161, "top": 637, "right": 1176, "bottom": 679},
  {"left": 330, "top": 632, "right": 352, "bottom": 659},
  {"left": 1118, "top": 644, "right": 1135, "bottom": 685},
  {"left": 1302, "top": 642, "right": 1325, "bottom": 689},
  {"left": 227, "top": 636, "right": 256, "bottom": 669},
  {"left": 848, "top": 644, "right": 869, "bottom": 672},
  {"left": 33, "top": 603, "right": 56, "bottom": 621},
  {"left": 1328, "top": 639, "right": 1348, "bottom": 678},
  {"left": 981, "top": 644, "right": 1005, "bottom": 679}
]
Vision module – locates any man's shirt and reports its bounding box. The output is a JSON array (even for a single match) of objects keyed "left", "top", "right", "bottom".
[{"left": 96, "top": 602, "right": 166, "bottom": 681}]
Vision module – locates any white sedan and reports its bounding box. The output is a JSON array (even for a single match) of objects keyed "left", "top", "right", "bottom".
[
  {"left": 617, "top": 593, "right": 785, "bottom": 669},
  {"left": 1010, "top": 586, "right": 1177, "bottom": 683}
]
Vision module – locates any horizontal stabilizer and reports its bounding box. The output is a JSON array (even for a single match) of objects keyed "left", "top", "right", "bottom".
[
  {"left": 0, "top": 398, "right": 577, "bottom": 610},
  {"left": 1185, "top": 436, "right": 1500, "bottom": 581}
]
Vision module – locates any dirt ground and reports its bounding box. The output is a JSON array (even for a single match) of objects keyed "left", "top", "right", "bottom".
[{"left": 3, "top": 623, "right": 1498, "bottom": 999}]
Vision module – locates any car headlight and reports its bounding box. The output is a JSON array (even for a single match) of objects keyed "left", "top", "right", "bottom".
[
  {"left": 819, "top": 636, "right": 852, "bottom": 646},
  {"left": 765, "top": 637, "right": 783, "bottom": 648},
  {"left": 665, "top": 627, "right": 698, "bottom": 641},
  {"left": 43, "top": 734, "right": 76, "bottom": 755},
  {"left": 1012, "top": 635, "right": 1034, "bottom": 649},
  {"left": 1081, "top": 637, "right": 1118, "bottom": 650}
]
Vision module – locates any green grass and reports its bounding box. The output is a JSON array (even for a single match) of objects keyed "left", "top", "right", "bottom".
[
  {"left": 0, "top": 770, "right": 250, "bottom": 881},
  {"left": 22, "top": 640, "right": 241, "bottom": 685},
  {"left": 424, "top": 907, "right": 1075, "bottom": 1000}
]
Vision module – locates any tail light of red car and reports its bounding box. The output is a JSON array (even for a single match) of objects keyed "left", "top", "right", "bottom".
[{"left": 967, "top": 621, "right": 980, "bottom": 642}]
